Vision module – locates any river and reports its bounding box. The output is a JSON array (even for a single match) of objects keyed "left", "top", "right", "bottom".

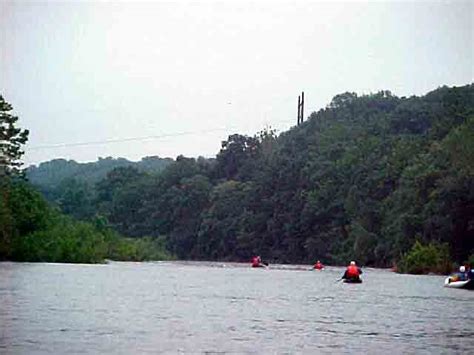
[{"left": 0, "top": 261, "right": 473, "bottom": 354}]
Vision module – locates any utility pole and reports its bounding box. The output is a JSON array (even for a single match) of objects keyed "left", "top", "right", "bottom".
[
  {"left": 297, "top": 95, "right": 300, "bottom": 125},
  {"left": 297, "top": 91, "right": 304, "bottom": 125}
]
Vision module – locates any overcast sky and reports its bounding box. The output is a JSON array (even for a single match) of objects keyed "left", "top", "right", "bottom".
[{"left": 1, "top": 0, "right": 472, "bottom": 166}]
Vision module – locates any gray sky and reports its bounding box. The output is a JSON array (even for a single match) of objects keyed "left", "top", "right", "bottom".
[{"left": 1, "top": 0, "right": 472, "bottom": 166}]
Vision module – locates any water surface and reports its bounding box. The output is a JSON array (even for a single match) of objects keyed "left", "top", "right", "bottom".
[{"left": 1, "top": 261, "right": 473, "bottom": 354}]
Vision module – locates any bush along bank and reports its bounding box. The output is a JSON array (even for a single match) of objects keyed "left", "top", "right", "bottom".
[
  {"left": 397, "top": 241, "right": 453, "bottom": 274},
  {"left": 1, "top": 180, "right": 174, "bottom": 263}
]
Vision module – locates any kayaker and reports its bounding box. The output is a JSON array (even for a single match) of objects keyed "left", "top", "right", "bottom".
[
  {"left": 251, "top": 255, "right": 262, "bottom": 268},
  {"left": 313, "top": 260, "right": 324, "bottom": 270},
  {"left": 452, "top": 266, "right": 469, "bottom": 281},
  {"left": 342, "top": 261, "right": 362, "bottom": 281}
]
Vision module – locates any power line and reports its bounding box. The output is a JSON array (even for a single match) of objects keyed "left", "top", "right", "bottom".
[
  {"left": 27, "top": 127, "right": 234, "bottom": 151},
  {"left": 27, "top": 118, "right": 297, "bottom": 151}
]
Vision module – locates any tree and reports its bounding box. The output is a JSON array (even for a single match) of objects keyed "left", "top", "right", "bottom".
[
  {"left": 0, "top": 95, "right": 29, "bottom": 177},
  {"left": 0, "top": 95, "right": 29, "bottom": 259},
  {"left": 216, "top": 134, "right": 260, "bottom": 180},
  {"left": 10, "top": 85, "right": 473, "bottom": 267},
  {"left": 56, "top": 178, "right": 95, "bottom": 220}
]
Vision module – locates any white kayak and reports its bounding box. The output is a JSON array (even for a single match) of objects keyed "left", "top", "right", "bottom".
[{"left": 444, "top": 277, "right": 474, "bottom": 290}]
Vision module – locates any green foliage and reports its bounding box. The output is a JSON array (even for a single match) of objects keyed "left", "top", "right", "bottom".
[
  {"left": 11, "top": 217, "right": 173, "bottom": 263},
  {"left": 16, "top": 84, "right": 474, "bottom": 269},
  {"left": 216, "top": 134, "right": 260, "bottom": 180},
  {"left": 7, "top": 180, "right": 55, "bottom": 236},
  {"left": 442, "top": 116, "right": 474, "bottom": 175},
  {"left": 0, "top": 95, "right": 29, "bottom": 177},
  {"left": 397, "top": 241, "right": 452, "bottom": 274},
  {"left": 12, "top": 218, "right": 107, "bottom": 263},
  {"left": 26, "top": 156, "right": 172, "bottom": 199},
  {"left": 467, "top": 254, "right": 474, "bottom": 268},
  {"left": 196, "top": 180, "right": 255, "bottom": 259},
  {"left": 1, "top": 179, "right": 55, "bottom": 259},
  {"left": 54, "top": 178, "right": 96, "bottom": 220},
  {"left": 106, "top": 235, "right": 173, "bottom": 262},
  {"left": 0, "top": 179, "right": 174, "bottom": 263},
  {"left": 0, "top": 96, "right": 29, "bottom": 257},
  {"left": 0, "top": 94, "right": 176, "bottom": 264}
]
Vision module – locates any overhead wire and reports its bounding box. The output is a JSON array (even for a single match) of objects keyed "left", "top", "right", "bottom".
[
  {"left": 28, "top": 127, "right": 235, "bottom": 151},
  {"left": 27, "top": 119, "right": 296, "bottom": 151}
]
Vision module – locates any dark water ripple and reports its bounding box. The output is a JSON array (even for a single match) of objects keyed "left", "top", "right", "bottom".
[{"left": 0, "top": 261, "right": 473, "bottom": 354}]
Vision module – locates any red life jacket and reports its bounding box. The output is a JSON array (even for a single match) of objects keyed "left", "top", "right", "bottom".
[
  {"left": 346, "top": 265, "right": 360, "bottom": 278},
  {"left": 314, "top": 262, "right": 323, "bottom": 270},
  {"left": 251, "top": 257, "right": 260, "bottom": 267}
]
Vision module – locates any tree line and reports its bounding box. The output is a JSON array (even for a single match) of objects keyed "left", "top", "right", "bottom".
[
  {"left": 0, "top": 95, "right": 172, "bottom": 263},
  {"left": 23, "top": 84, "right": 474, "bottom": 269}
]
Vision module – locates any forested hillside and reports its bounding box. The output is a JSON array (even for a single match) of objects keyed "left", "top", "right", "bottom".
[
  {"left": 1, "top": 95, "right": 172, "bottom": 263},
  {"left": 27, "top": 156, "right": 172, "bottom": 194},
  {"left": 26, "top": 156, "right": 172, "bottom": 218},
  {"left": 28, "top": 85, "right": 474, "bottom": 267}
]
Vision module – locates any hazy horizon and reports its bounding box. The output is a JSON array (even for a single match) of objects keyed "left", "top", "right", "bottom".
[{"left": 1, "top": 1, "right": 472, "bottom": 166}]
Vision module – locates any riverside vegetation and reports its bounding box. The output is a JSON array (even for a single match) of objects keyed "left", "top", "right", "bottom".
[
  {"left": 1, "top": 84, "right": 473, "bottom": 271},
  {"left": 0, "top": 178, "right": 172, "bottom": 263},
  {"left": 0, "top": 95, "right": 172, "bottom": 263}
]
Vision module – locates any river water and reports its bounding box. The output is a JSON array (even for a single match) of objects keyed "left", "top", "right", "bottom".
[{"left": 0, "top": 261, "right": 473, "bottom": 354}]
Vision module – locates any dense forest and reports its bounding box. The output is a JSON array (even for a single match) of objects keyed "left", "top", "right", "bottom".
[
  {"left": 21, "top": 84, "right": 474, "bottom": 268},
  {"left": 0, "top": 95, "right": 172, "bottom": 263},
  {"left": 27, "top": 156, "right": 172, "bottom": 199},
  {"left": 2, "top": 85, "right": 473, "bottom": 269}
]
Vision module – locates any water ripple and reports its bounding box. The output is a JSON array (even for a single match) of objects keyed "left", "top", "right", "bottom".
[{"left": 1, "top": 261, "right": 473, "bottom": 354}]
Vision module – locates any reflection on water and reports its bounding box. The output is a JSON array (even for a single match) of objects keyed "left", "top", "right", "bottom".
[{"left": 1, "top": 261, "right": 473, "bottom": 354}]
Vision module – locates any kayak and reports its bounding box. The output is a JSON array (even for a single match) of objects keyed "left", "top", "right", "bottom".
[
  {"left": 444, "top": 277, "right": 474, "bottom": 290},
  {"left": 252, "top": 263, "right": 269, "bottom": 268},
  {"left": 343, "top": 278, "right": 362, "bottom": 284}
]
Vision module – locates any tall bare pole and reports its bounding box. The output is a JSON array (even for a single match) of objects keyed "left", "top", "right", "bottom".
[
  {"left": 301, "top": 91, "right": 304, "bottom": 124},
  {"left": 297, "top": 91, "right": 305, "bottom": 125},
  {"left": 297, "top": 95, "right": 301, "bottom": 125}
]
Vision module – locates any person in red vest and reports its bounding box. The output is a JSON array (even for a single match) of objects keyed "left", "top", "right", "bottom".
[
  {"left": 251, "top": 256, "right": 262, "bottom": 267},
  {"left": 342, "top": 261, "right": 362, "bottom": 281},
  {"left": 251, "top": 255, "right": 269, "bottom": 268},
  {"left": 313, "top": 260, "right": 324, "bottom": 270}
]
